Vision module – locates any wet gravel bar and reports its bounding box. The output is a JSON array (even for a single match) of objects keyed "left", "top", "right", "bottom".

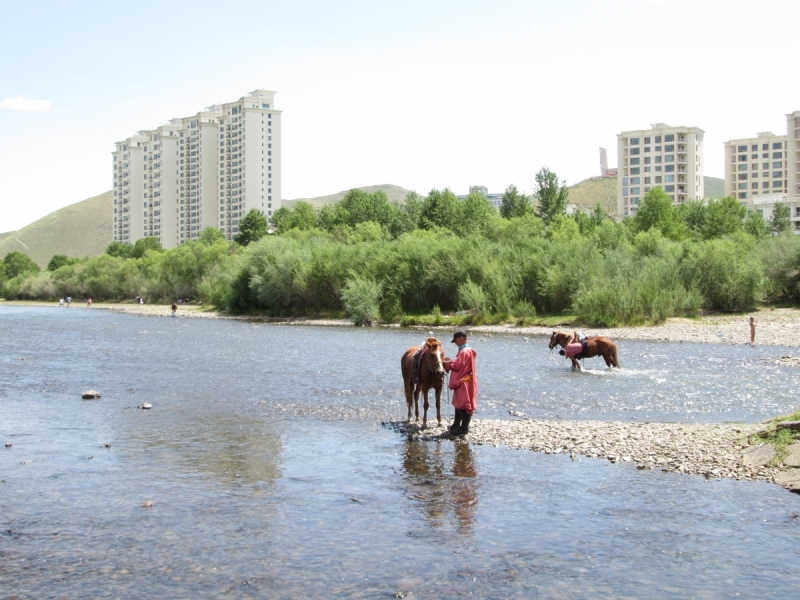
[{"left": 389, "top": 418, "right": 800, "bottom": 489}]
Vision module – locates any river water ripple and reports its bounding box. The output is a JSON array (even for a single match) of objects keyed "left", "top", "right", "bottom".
[{"left": 2, "top": 306, "right": 800, "bottom": 598}]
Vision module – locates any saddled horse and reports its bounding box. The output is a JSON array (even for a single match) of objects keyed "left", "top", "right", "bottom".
[
  {"left": 401, "top": 337, "right": 446, "bottom": 427},
  {"left": 548, "top": 330, "right": 620, "bottom": 371}
]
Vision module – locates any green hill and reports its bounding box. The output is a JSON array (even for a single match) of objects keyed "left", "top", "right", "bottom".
[
  {"left": 566, "top": 175, "right": 726, "bottom": 214},
  {"left": 0, "top": 191, "right": 112, "bottom": 268},
  {"left": 282, "top": 184, "right": 411, "bottom": 210}
]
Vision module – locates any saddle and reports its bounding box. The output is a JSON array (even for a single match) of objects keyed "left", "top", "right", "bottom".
[
  {"left": 410, "top": 343, "right": 427, "bottom": 385},
  {"left": 575, "top": 340, "right": 589, "bottom": 360}
]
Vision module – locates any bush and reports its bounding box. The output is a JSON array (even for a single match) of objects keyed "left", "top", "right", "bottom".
[{"left": 341, "top": 275, "right": 382, "bottom": 325}]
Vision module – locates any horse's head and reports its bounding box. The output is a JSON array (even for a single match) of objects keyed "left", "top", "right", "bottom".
[
  {"left": 548, "top": 330, "right": 569, "bottom": 350},
  {"left": 424, "top": 337, "right": 445, "bottom": 378}
]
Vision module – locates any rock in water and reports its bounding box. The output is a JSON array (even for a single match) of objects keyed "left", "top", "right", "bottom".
[
  {"left": 783, "top": 443, "right": 800, "bottom": 467},
  {"left": 138, "top": 403, "right": 153, "bottom": 410},
  {"left": 142, "top": 500, "right": 154, "bottom": 508},
  {"left": 776, "top": 421, "right": 800, "bottom": 434},
  {"left": 81, "top": 390, "right": 101, "bottom": 399}
]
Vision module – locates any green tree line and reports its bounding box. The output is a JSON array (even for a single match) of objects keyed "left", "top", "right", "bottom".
[{"left": 3, "top": 174, "right": 800, "bottom": 327}]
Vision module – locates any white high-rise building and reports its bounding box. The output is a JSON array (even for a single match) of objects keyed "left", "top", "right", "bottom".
[
  {"left": 112, "top": 90, "right": 281, "bottom": 246},
  {"left": 723, "top": 132, "right": 788, "bottom": 201},
  {"left": 616, "top": 124, "right": 704, "bottom": 217}
]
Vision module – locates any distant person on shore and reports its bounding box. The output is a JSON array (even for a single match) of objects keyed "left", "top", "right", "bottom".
[
  {"left": 59, "top": 298, "right": 64, "bottom": 307},
  {"left": 750, "top": 316, "right": 756, "bottom": 345},
  {"left": 86, "top": 297, "right": 92, "bottom": 307},
  {"left": 66, "top": 296, "right": 71, "bottom": 307},
  {"left": 443, "top": 330, "right": 478, "bottom": 436},
  {"left": 171, "top": 303, "right": 177, "bottom": 317},
  {"left": 177, "top": 297, "right": 182, "bottom": 305}
]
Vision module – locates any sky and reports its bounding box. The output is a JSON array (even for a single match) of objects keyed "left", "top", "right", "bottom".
[{"left": 1, "top": 0, "right": 799, "bottom": 231}]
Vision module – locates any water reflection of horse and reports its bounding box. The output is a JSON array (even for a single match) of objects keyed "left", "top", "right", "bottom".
[
  {"left": 401, "top": 440, "right": 478, "bottom": 535},
  {"left": 548, "top": 330, "right": 620, "bottom": 371},
  {"left": 401, "top": 337, "right": 445, "bottom": 427}
]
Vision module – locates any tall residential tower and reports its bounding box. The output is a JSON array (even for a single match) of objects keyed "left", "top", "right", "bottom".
[
  {"left": 112, "top": 90, "right": 281, "bottom": 247},
  {"left": 616, "top": 123, "right": 704, "bottom": 217}
]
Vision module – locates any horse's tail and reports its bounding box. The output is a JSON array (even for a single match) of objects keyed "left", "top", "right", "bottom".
[{"left": 612, "top": 342, "right": 620, "bottom": 368}]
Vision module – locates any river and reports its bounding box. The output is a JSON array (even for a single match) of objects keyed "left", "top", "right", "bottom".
[{"left": 2, "top": 305, "right": 800, "bottom": 598}]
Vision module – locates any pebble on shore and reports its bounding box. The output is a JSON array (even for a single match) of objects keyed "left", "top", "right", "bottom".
[{"left": 388, "top": 419, "right": 800, "bottom": 492}]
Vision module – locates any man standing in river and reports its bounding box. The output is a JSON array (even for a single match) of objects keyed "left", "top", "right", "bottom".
[{"left": 444, "top": 330, "right": 478, "bottom": 436}]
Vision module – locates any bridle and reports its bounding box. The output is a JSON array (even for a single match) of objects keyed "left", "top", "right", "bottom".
[{"left": 426, "top": 344, "right": 445, "bottom": 379}]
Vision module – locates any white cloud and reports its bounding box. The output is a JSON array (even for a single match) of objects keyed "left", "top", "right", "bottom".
[{"left": 0, "top": 96, "right": 53, "bottom": 112}]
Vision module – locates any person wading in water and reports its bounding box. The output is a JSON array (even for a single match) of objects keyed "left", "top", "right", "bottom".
[{"left": 443, "top": 330, "right": 478, "bottom": 436}]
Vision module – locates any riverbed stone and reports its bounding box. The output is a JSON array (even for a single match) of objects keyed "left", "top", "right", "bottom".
[
  {"left": 742, "top": 444, "right": 776, "bottom": 467},
  {"left": 774, "top": 470, "right": 800, "bottom": 491},
  {"left": 776, "top": 421, "right": 800, "bottom": 433},
  {"left": 81, "top": 389, "right": 101, "bottom": 399},
  {"left": 782, "top": 443, "right": 800, "bottom": 467}
]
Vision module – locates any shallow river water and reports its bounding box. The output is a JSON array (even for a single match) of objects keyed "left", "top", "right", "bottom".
[{"left": 2, "top": 306, "right": 800, "bottom": 598}]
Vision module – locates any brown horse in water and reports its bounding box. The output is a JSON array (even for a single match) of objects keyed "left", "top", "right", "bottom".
[
  {"left": 401, "top": 337, "right": 446, "bottom": 427},
  {"left": 548, "top": 330, "right": 620, "bottom": 371}
]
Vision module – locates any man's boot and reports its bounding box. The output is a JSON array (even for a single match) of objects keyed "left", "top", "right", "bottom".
[
  {"left": 459, "top": 413, "right": 472, "bottom": 436},
  {"left": 449, "top": 409, "right": 463, "bottom": 435}
]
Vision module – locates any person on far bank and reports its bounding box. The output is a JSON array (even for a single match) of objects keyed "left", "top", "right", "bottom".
[
  {"left": 443, "top": 330, "right": 477, "bottom": 436},
  {"left": 749, "top": 316, "right": 756, "bottom": 346},
  {"left": 171, "top": 303, "right": 177, "bottom": 317}
]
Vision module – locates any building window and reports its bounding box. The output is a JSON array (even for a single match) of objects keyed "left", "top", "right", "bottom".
[
  {"left": 630, "top": 137, "right": 640, "bottom": 145},
  {"left": 665, "top": 185, "right": 675, "bottom": 192},
  {"left": 631, "top": 147, "right": 640, "bottom": 155},
  {"left": 644, "top": 177, "right": 651, "bottom": 184},
  {"left": 773, "top": 152, "right": 783, "bottom": 159},
  {"left": 664, "top": 155, "right": 674, "bottom": 163},
  {"left": 738, "top": 145, "right": 747, "bottom": 152},
  {"left": 773, "top": 161, "right": 782, "bottom": 168},
  {"left": 644, "top": 157, "right": 651, "bottom": 164},
  {"left": 773, "top": 181, "right": 783, "bottom": 188},
  {"left": 773, "top": 171, "right": 782, "bottom": 178},
  {"left": 664, "top": 144, "right": 674, "bottom": 152},
  {"left": 773, "top": 142, "right": 782, "bottom": 149},
  {"left": 631, "top": 187, "right": 640, "bottom": 195},
  {"left": 739, "top": 164, "right": 748, "bottom": 171},
  {"left": 664, "top": 134, "right": 674, "bottom": 142},
  {"left": 738, "top": 192, "right": 748, "bottom": 199},
  {"left": 664, "top": 165, "right": 674, "bottom": 172},
  {"left": 752, "top": 182, "right": 759, "bottom": 189},
  {"left": 738, "top": 174, "right": 748, "bottom": 180},
  {"left": 665, "top": 175, "right": 675, "bottom": 183},
  {"left": 631, "top": 157, "right": 640, "bottom": 165}
]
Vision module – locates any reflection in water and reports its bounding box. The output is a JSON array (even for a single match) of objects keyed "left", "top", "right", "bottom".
[{"left": 401, "top": 439, "right": 479, "bottom": 536}]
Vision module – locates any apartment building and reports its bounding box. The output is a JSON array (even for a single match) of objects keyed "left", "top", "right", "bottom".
[
  {"left": 723, "top": 132, "right": 788, "bottom": 201},
  {"left": 724, "top": 110, "right": 800, "bottom": 202},
  {"left": 112, "top": 90, "right": 281, "bottom": 247},
  {"left": 617, "top": 124, "right": 704, "bottom": 217}
]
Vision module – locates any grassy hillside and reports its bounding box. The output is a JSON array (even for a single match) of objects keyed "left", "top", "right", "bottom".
[
  {"left": 0, "top": 191, "right": 112, "bottom": 268},
  {"left": 0, "top": 231, "right": 15, "bottom": 243},
  {"left": 704, "top": 176, "right": 724, "bottom": 199},
  {"left": 566, "top": 175, "right": 726, "bottom": 214},
  {"left": 282, "top": 184, "right": 411, "bottom": 210}
]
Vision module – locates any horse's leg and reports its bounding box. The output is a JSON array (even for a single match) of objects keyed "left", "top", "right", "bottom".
[
  {"left": 571, "top": 357, "right": 581, "bottom": 371},
  {"left": 422, "top": 387, "right": 430, "bottom": 429},
  {"left": 413, "top": 384, "right": 421, "bottom": 422},
  {"left": 404, "top": 376, "right": 413, "bottom": 422},
  {"left": 435, "top": 383, "right": 442, "bottom": 427}
]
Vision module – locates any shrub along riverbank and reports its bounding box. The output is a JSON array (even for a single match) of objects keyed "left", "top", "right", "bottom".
[{"left": 2, "top": 183, "right": 800, "bottom": 327}]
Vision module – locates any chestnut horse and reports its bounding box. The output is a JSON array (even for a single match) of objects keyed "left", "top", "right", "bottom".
[
  {"left": 548, "top": 330, "right": 620, "bottom": 371},
  {"left": 401, "top": 337, "right": 446, "bottom": 427}
]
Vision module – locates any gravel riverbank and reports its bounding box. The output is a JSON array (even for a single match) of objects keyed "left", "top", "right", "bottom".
[
  {"left": 7, "top": 301, "right": 800, "bottom": 346},
  {"left": 388, "top": 418, "right": 800, "bottom": 492}
]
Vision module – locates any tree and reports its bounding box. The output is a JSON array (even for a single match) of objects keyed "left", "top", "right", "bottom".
[
  {"left": 744, "top": 211, "right": 769, "bottom": 240},
  {"left": 106, "top": 241, "right": 135, "bottom": 259},
  {"left": 770, "top": 201, "right": 792, "bottom": 235},
  {"left": 419, "top": 188, "right": 458, "bottom": 230},
  {"left": 132, "top": 237, "right": 163, "bottom": 258},
  {"left": 678, "top": 199, "right": 706, "bottom": 236},
  {"left": 499, "top": 184, "right": 530, "bottom": 219},
  {"left": 3, "top": 251, "right": 40, "bottom": 278},
  {"left": 234, "top": 209, "right": 268, "bottom": 245},
  {"left": 702, "top": 196, "right": 745, "bottom": 239},
  {"left": 454, "top": 192, "right": 497, "bottom": 236},
  {"left": 533, "top": 167, "right": 569, "bottom": 223},
  {"left": 47, "top": 255, "right": 79, "bottom": 271},
  {"left": 633, "top": 187, "right": 686, "bottom": 241},
  {"left": 199, "top": 227, "right": 226, "bottom": 245}
]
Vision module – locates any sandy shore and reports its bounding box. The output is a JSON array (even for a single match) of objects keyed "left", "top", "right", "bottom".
[
  {"left": 389, "top": 418, "right": 800, "bottom": 491},
  {"left": 5, "top": 301, "right": 800, "bottom": 346}
]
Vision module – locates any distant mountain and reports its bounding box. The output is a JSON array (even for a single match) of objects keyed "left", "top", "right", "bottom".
[
  {"left": 282, "top": 184, "right": 412, "bottom": 210},
  {"left": 566, "top": 175, "right": 726, "bottom": 213},
  {"left": 0, "top": 192, "right": 112, "bottom": 268}
]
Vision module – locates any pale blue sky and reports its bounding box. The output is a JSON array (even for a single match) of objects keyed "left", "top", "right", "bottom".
[{"left": 1, "top": 0, "right": 798, "bottom": 231}]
